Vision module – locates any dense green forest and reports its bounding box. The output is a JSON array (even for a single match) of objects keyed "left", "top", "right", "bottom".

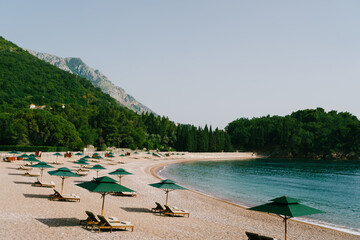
[
  {"left": 226, "top": 108, "right": 360, "bottom": 159},
  {"left": 0, "top": 37, "right": 232, "bottom": 152}
]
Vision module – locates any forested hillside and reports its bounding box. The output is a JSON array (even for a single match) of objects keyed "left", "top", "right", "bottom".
[
  {"left": 0, "top": 37, "right": 232, "bottom": 152},
  {"left": 226, "top": 108, "right": 360, "bottom": 159}
]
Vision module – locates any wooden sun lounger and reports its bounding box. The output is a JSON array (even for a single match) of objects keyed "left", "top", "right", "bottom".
[
  {"left": 17, "top": 165, "right": 32, "bottom": 171},
  {"left": 76, "top": 167, "right": 90, "bottom": 171},
  {"left": 33, "top": 178, "right": 55, "bottom": 188},
  {"left": 76, "top": 170, "right": 88, "bottom": 176},
  {"left": 97, "top": 215, "right": 134, "bottom": 233},
  {"left": 52, "top": 161, "right": 64, "bottom": 165},
  {"left": 245, "top": 232, "right": 278, "bottom": 240},
  {"left": 151, "top": 202, "right": 165, "bottom": 214},
  {"left": 49, "top": 189, "right": 80, "bottom": 202},
  {"left": 24, "top": 171, "right": 40, "bottom": 177},
  {"left": 164, "top": 205, "right": 190, "bottom": 217},
  {"left": 113, "top": 191, "right": 136, "bottom": 197},
  {"left": 80, "top": 211, "right": 100, "bottom": 230}
]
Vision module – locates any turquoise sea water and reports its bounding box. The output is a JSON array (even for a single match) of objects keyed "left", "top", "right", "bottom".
[{"left": 159, "top": 158, "right": 360, "bottom": 235}]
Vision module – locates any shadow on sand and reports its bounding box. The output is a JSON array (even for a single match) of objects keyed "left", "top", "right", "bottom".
[
  {"left": 121, "top": 207, "right": 151, "bottom": 213},
  {"left": 13, "top": 181, "right": 33, "bottom": 185},
  {"left": 8, "top": 173, "right": 25, "bottom": 176},
  {"left": 36, "top": 217, "right": 80, "bottom": 227},
  {"left": 23, "top": 193, "right": 50, "bottom": 199}
]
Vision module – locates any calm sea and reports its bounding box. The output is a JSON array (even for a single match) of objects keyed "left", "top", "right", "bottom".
[{"left": 159, "top": 158, "right": 360, "bottom": 235}]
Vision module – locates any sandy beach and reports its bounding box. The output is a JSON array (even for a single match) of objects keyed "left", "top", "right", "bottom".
[{"left": 0, "top": 151, "right": 358, "bottom": 240}]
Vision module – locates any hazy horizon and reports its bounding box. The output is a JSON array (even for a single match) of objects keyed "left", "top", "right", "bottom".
[{"left": 2, "top": 1, "right": 360, "bottom": 129}]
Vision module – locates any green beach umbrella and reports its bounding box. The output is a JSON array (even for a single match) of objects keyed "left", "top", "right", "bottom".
[
  {"left": 149, "top": 179, "right": 187, "bottom": 205},
  {"left": 84, "top": 155, "right": 91, "bottom": 159},
  {"left": 76, "top": 176, "right": 134, "bottom": 215},
  {"left": 53, "top": 152, "right": 62, "bottom": 163},
  {"left": 9, "top": 150, "right": 20, "bottom": 158},
  {"left": 32, "top": 161, "right": 54, "bottom": 182},
  {"left": 9, "top": 150, "right": 20, "bottom": 155},
  {"left": 23, "top": 157, "right": 40, "bottom": 165},
  {"left": 108, "top": 168, "right": 133, "bottom": 185},
  {"left": 48, "top": 167, "right": 79, "bottom": 194},
  {"left": 29, "top": 154, "right": 37, "bottom": 158},
  {"left": 89, "top": 164, "right": 106, "bottom": 178},
  {"left": 75, "top": 152, "right": 84, "bottom": 156},
  {"left": 74, "top": 159, "right": 89, "bottom": 164},
  {"left": 18, "top": 153, "right": 29, "bottom": 158},
  {"left": 74, "top": 159, "right": 89, "bottom": 169},
  {"left": 248, "top": 196, "right": 324, "bottom": 240},
  {"left": 9, "top": 150, "right": 20, "bottom": 154},
  {"left": 94, "top": 155, "right": 103, "bottom": 159}
]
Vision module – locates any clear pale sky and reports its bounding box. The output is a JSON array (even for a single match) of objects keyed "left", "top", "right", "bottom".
[{"left": 2, "top": 1, "right": 360, "bottom": 129}]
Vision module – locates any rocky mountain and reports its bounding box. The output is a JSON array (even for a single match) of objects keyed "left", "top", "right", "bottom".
[{"left": 26, "top": 49, "right": 155, "bottom": 115}]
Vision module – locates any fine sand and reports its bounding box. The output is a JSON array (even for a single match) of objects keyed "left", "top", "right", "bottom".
[{"left": 0, "top": 151, "right": 359, "bottom": 240}]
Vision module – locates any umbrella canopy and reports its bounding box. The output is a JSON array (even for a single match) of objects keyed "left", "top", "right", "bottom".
[
  {"left": 23, "top": 157, "right": 40, "bottom": 165},
  {"left": 75, "top": 152, "right": 84, "bottom": 156},
  {"left": 84, "top": 155, "right": 91, "bottom": 159},
  {"left": 18, "top": 153, "right": 29, "bottom": 158},
  {"left": 48, "top": 167, "right": 79, "bottom": 194},
  {"left": 32, "top": 161, "right": 54, "bottom": 181},
  {"left": 74, "top": 159, "right": 89, "bottom": 165},
  {"left": 9, "top": 150, "right": 20, "bottom": 154},
  {"left": 109, "top": 168, "right": 133, "bottom": 184},
  {"left": 29, "top": 153, "right": 38, "bottom": 158},
  {"left": 90, "top": 164, "right": 106, "bottom": 178},
  {"left": 94, "top": 155, "right": 103, "bottom": 159},
  {"left": 53, "top": 153, "right": 62, "bottom": 156},
  {"left": 149, "top": 179, "right": 187, "bottom": 205},
  {"left": 76, "top": 176, "right": 134, "bottom": 215},
  {"left": 248, "top": 196, "right": 323, "bottom": 240}
]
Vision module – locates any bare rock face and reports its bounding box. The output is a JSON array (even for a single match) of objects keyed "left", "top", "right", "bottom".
[{"left": 26, "top": 49, "right": 155, "bottom": 115}]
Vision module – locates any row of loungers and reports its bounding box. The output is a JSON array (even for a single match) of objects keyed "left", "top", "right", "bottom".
[
  {"left": 151, "top": 202, "right": 190, "bottom": 217},
  {"left": 80, "top": 211, "right": 134, "bottom": 232}
]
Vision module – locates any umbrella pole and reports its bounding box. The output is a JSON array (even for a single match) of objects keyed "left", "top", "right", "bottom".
[
  {"left": 165, "top": 190, "right": 169, "bottom": 205},
  {"left": 101, "top": 193, "right": 106, "bottom": 215},
  {"left": 284, "top": 216, "right": 288, "bottom": 240},
  {"left": 119, "top": 176, "right": 122, "bottom": 185},
  {"left": 61, "top": 177, "right": 65, "bottom": 194},
  {"left": 40, "top": 169, "right": 43, "bottom": 182}
]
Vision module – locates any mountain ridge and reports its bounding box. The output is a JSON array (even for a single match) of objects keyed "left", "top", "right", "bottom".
[{"left": 26, "top": 49, "right": 155, "bottom": 115}]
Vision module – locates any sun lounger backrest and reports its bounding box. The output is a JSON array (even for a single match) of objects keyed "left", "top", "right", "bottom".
[
  {"left": 164, "top": 205, "right": 174, "bottom": 213},
  {"left": 86, "top": 211, "right": 99, "bottom": 222},
  {"left": 155, "top": 202, "right": 165, "bottom": 210},
  {"left": 97, "top": 215, "right": 111, "bottom": 226},
  {"left": 245, "top": 232, "right": 262, "bottom": 240},
  {"left": 53, "top": 189, "right": 61, "bottom": 196}
]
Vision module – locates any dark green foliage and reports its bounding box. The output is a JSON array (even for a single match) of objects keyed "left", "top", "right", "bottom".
[
  {"left": 226, "top": 108, "right": 360, "bottom": 159},
  {"left": 0, "top": 37, "right": 232, "bottom": 152}
]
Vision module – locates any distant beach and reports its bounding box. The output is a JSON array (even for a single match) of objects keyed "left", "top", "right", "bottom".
[{"left": 0, "top": 151, "right": 359, "bottom": 240}]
